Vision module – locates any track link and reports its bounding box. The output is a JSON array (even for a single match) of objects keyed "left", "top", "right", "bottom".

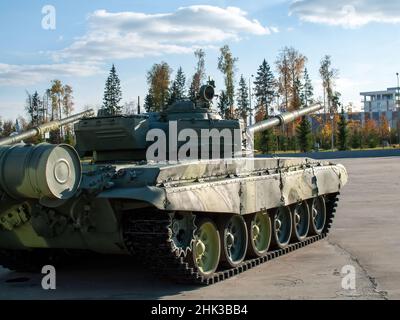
[{"left": 123, "top": 193, "right": 340, "bottom": 285}]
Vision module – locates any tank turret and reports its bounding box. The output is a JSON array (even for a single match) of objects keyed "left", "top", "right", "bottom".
[{"left": 74, "top": 86, "right": 322, "bottom": 162}]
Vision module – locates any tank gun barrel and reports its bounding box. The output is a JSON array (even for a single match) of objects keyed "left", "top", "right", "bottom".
[
  {"left": 247, "top": 103, "right": 323, "bottom": 135},
  {"left": 0, "top": 109, "right": 94, "bottom": 146}
]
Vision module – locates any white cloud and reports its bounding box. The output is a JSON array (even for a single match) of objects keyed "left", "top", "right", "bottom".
[
  {"left": 290, "top": 0, "right": 400, "bottom": 28},
  {"left": 54, "top": 31, "right": 194, "bottom": 61},
  {"left": 0, "top": 6, "right": 271, "bottom": 87},
  {"left": 55, "top": 6, "right": 271, "bottom": 61},
  {"left": 0, "top": 62, "right": 102, "bottom": 86},
  {"left": 270, "top": 26, "right": 280, "bottom": 33}
]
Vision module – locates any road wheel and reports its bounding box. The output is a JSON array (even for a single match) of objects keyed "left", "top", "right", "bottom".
[
  {"left": 309, "top": 196, "right": 326, "bottom": 235},
  {"left": 291, "top": 201, "right": 310, "bottom": 242},
  {"left": 271, "top": 206, "right": 292, "bottom": 249},
  {"left": 192, "top": 218, "right": 221, "bottom": 278},
  {"left": 246, "top": 211, "right": 272, "bottom": 257},
  {"left": 220, "top": 215, "right": 248, "bottom": 267}
]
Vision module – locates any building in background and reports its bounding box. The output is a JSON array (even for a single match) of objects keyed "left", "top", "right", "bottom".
[
  {"left": 360, "top": 87, "right": 399, "bottom": 113},
  {"left": 358, "top": 87, "right": 400, "bottom": 130}
]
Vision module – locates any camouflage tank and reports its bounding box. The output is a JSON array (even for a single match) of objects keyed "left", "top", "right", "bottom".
[{"left": 0, "top": 86, "right": 348, "bottom": 284}]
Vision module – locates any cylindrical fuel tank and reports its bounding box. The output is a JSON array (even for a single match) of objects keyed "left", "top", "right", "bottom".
[{"left": 0, "top": 143, "right": 81, "bottom": 200}]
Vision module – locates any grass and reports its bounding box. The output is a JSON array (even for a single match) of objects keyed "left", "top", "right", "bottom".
[{"left": 258, "top": 145, "right": 400, "bottom": 155}]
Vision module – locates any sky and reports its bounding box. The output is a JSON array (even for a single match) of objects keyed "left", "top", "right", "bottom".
[{"left": 0, "top": 0, "right": 400, "bottom": 120}]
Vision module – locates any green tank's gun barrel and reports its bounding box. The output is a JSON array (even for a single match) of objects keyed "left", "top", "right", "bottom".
[
  {"left": 247, "top": 103, "right": 323, "bottom": 135},
  {"left": 0, "top": 109, "right": 94, "bottom": 146}
]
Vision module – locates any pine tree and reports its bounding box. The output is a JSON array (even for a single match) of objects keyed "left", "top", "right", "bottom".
[
  {"left": 26, "top": 91, "right": 42, "bottom": 126},
  {"left": 236, "top": 75, "right": 250, "bottom": 123},
  {"left": 217, "top": 90, "right": 229, "bottom": 119},
  {"left": 350, "top": 128, "right": 362, "bottom": 149},
  {"left": 169, "top": 67, "right": 186, "bottom": 105},
  {"left": 254, "top": 59, "right": 276, "bottom": 117},
  {"left": 296, "top": 116, "right": 312, "bottom": 152},
  {"left": 252, "top": 60, "right": 277, "bottom": 152},
  {"left": 301, "top": 68, "right": 314, "bottom": 107},
  {"left": 144, "top": 89, "right": 155, "bottom": 112},
  {"left": 102, "top": 64, "right": 123, "bottom": 115},
  {"left": 258, "top": 129, "right": 277, "bottom": 154},
  {"left": 337, "top": 107, "right": 349, "bottom": 151}
]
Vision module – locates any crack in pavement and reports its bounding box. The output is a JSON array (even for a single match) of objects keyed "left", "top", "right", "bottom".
[{"left": 326, "top": 237, "right": 388, "bottom": 300}]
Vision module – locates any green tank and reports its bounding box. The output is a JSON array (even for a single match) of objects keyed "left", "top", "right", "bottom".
[{"left": 0, "top": 86, "right": 348, "bottom": 284}]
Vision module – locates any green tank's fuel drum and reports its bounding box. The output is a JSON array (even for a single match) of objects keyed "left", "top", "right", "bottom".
[{"left": 0, "top": 143, "right": 81, "bottom": 200}]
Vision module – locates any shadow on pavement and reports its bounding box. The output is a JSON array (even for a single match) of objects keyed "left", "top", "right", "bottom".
[{"left": 0, "top": 255, "right": 201, "bottom": 300}]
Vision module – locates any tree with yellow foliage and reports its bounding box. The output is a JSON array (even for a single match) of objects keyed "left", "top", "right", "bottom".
[
  {"left": 379, "top": 115, "right": 390, "bottom": 144},
  {"left": 320, "top": 122, "right": 332, "bottom": 149},
  {"left": 363, "top": 119, "right": 379, "bottom": 148}
]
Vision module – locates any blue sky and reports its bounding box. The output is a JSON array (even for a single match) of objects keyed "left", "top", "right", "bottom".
[{"left": 1, "top": 0, "right": 400, "bottom": 120}]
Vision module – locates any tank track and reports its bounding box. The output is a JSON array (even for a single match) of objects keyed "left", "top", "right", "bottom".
[{"left": 123, "top": 193, "right": 340, "bottom": 285}]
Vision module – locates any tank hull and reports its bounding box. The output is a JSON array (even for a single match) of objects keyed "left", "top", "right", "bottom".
[{"left": 0, "top": 157, "right": 347, "bottom": 251}]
